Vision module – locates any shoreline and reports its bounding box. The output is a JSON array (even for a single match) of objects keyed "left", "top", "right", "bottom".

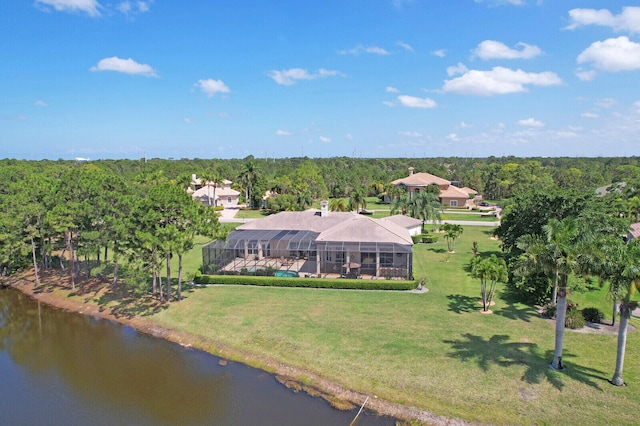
[{"left": 1, "top": 272, "right": 476, "bottom": 426}]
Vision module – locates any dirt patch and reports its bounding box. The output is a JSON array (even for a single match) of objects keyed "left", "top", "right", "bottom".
[{"left": 1, "top": 270, "right": 478, "bottom": 426}]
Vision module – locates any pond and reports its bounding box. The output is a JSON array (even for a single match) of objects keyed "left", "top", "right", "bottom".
[{"left": 0, "top": 286, "right": 395, "bottom": 425}]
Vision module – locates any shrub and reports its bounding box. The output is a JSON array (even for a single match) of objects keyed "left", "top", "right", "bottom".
[
  {"left": 411, "top": 234, "right": 422, "bottom": 244},
  {"left": 540, "top": 303, "right": 556, "bottom": 319},
  {"left": 565, "top": 308, "right": 585, "bottom": 329},
  {"left": 195, "top": 274, "right": 415, "bottom": 290},
  {"left": 422, "top": 234, "right": 439, "bottom": 243},
  {"left": 581, "top": 307, "right": 604, "bottom": 323}
]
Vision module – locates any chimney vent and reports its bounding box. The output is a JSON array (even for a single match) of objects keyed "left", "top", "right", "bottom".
[
  {"left": 320, "top": 200, "right": 329, "bottom": 217},
  {"left": 408, "top": 167, "right": 414, "bottom": 176}
]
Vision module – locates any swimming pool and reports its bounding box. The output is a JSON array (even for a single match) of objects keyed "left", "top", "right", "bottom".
[{"left": 274, "top": 270, "right": 298, "bottom": 278}]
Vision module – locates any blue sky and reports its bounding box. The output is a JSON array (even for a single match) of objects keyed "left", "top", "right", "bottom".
[{"left": 1, "top": 1, "right": 640, "bottom": 160}]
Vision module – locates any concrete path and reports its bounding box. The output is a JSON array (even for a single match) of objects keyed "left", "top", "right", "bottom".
[{"left": 217, "top": 207, "right": 257, "bottom": 224}]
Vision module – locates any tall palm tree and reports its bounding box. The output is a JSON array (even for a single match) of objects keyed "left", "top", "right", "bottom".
[
  {"left": 239, "top": 160, "right": 260, "bottom": 208},
  {"left": 585, "top": 236, "right": 640, "bottom": 386},
  {"left": 200, "top": 170, "right": 221, "bottom": 207},
  {"left": 544, "top": 217, "right": 578, "bottom": 370},
  {"left": 414, "top": 191, "right": 443, "bottom": 232}
]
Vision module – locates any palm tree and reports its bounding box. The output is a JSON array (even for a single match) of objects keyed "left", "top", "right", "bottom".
[
  {"left": 473, "top": 254, "right": 508, "bottom": 312},
  {"left": 329, "top": 198, "right": 347, "bottom": 212},
  {"left": 586, "top": 236, "right": 640, "bottom": 386},
  {"left": 200, "top": 170, "right": 221, "bottom": 207},
  {"left": 413, "top": 191, "right": 443, "bottom": 232},
  {"left": 515, "top": 233, "right": 561, "bottom": 305},
  {"left": 390, "top": 191, "right": 411, "bottom": 215},
  {"left": 442, "top": 223, "right": 463, "bottom": 253},
  {"left": 349, "top": 189, "right": 367, "bottom": 213},
  {"left": 543, "top": 217, "right": 578, "bottom": 370},
  {"left": 239, "top": 160, "right": 260, "bottom": 208}
]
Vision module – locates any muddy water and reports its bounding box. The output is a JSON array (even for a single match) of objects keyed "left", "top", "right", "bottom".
[{"left": 0, "top": 287, "right": 395, "bottom": 425}]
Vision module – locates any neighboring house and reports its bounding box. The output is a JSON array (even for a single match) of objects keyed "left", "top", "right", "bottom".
[
  {"left": 391, "top": 167, "right": 481, "bottom": 208},
  {"left": 627, "top": 222, "right": 640, "bottom": 241},
  {"left": 203, "top": 201, "right": 414, "bottom": 279},
  {"left": 190, "top": 175, "right": 240, "bottom": 208}
]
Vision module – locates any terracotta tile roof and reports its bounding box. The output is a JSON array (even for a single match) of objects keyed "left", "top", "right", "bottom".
[
  {"left": 629, "top": 222, "right": 640, "bottom": 239},
  {"left": 391, "top": 172, "right": 450, "bottom": 187}
]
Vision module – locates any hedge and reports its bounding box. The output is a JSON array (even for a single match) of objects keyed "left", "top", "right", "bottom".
[{"left": 195, "top": 275, "right": 416, "bottom": 290}]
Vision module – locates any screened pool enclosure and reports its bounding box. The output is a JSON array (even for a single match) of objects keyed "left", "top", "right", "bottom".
[{"left": 202, "top": 228, "right": 413, "bottom": 279}]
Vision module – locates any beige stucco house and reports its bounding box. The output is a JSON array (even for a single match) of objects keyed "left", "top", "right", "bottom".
[
  {"left": 203, "top": 201, "right": 416, "bottom": 279},
  {"left": 191, "top": 175, "right": 240, "bottom": 208},
  {"left": 391, "top": 167, "right": 480, "bottom": 208}
]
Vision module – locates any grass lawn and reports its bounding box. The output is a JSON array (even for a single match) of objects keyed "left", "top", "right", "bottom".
[{"left": 147, "top": 226, "right": 640, "bottom": 425}]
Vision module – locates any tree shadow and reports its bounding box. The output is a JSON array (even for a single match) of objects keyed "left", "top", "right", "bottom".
[
  {"left": 427, "top": 247, "right": 448, "bottom": 254},
  {"left": 494, "top": 289, "right": 536, "bottom": 322},
  {"left": 443, "top": 333, "right": 608, "bottom": 391},
  {"left": 447, "top": 294, "right": 479, "bottom": 314}
]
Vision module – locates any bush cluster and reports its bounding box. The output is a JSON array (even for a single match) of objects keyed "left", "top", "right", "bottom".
[
  {"left": 422, "top": 234, "right": 439, "bottom": 243},
  {"left": 195, "top": 275, "right": 415, "bottom": 290},
  {"left": 581, "top": 307, "right": 605, "bottom": 323},
  {"left": 565, "top": 308, "right": 585, "bottom": 329}
]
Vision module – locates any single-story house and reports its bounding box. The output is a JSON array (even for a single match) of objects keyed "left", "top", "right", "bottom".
[
  {"left": 191, "top": 176, "right": 240, "bottom": 208},
  {"left": 391, "top": 167, "right": 481, "bottom": 208},
  {"left": 202, "top": 201, "right": 415, "bottom": 279}
]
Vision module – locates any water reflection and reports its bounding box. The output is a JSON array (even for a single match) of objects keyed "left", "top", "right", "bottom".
[{"left": 0, "top": 288, "right": 394, "bottom": 425}]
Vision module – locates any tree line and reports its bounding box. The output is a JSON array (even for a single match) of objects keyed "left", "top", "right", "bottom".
[{"left": 0, "top": 162, "right": 222, "bottom": 302}]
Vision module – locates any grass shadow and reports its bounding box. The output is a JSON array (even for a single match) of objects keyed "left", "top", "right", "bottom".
[
  {"left": 443, "top": 333, "right": 607, "bottom": 391},
  {"left": 447, "top": 294, "right": 479, "bottom": 314},
  {"left": 495, "top": 289, "right": 536, "bottom": 322}
]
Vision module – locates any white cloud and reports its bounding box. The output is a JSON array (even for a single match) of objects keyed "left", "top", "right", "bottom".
[
  {"left": 432, "top": 49, "right": 447, "bottom": 58},
  {"left": 473, "top": 40, "right": 542, "bottom": 60},
  {"left": 518, "top": 117, "right": 545, "bottom": 127},
  {"left": 276, "top": 129, "right": 291, "bottom": 136},
  {"left": 577, "top": 36, "right": 640, "bottom": 72},
  {"left": 596, "top": 98, "right": 617, "bottom": 108},
  {"left": 399, "top": 130, "right": 423, "bottom": 137},
  {"left": 195, "top": 79, "right": 230, "bottom": 97},
  {"left": 35, "top": 0, "right": 100, "bottom": 17},
  {"left": 34, "top": 100, "right": 48, "bottom": 107},
  {"left": 474, "top": 0, "right": 525, "bottom": 6},
  {"left": 382, "top": 101, "right": 395, "bottom": 107},
  {"left": 565, "top": 7, "right": 640, "bottom": 34},
  {"left": 90, "top": 56, "right": 157, "bottom": 76},
  {"left": 397, "top": 95, "right": 437, "bottom": 108},
  {"left": 338, "top": 45, "right": 390, "bottom": 55},
  {"left": 117, "top": 1, "right": 152, "bottom": 16},
  {"left": 575, "top": 69, "right": 597, "bottom": 81},
  {"left": 447, "top": 133, "right": 460, "bottom": 141},
  {"left": 459, "top": 121, "right": 471, "bottom": 128},
  {"left": 396, "top": 41, "right": 414, "bottom": 52},
  {"left": 268, "top": 68, "right": 342, "bottom": 85},
  {"left": 319, "top": 136, "right": 331, "bottom": 143},
  {"left": 581, "top": 112, "right": 600, "bottom": 119},
  {"left": 386, "top": 86, "right": 399, "bottom": 93},
  {"left": 447, "top": 62, "right": 468, "bottom": 76},
  {"left": 442, "top": 66, "right": 563, "bottom": 96},
  {"left": 184, "top": 118, "right": 194, "bottom": 125}
]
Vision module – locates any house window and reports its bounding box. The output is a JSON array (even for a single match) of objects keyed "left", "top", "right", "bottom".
[
  {"left": 227, "top": 196, "right": 232, "bottom": 203},
  {"left": 450, "top": 200, "right": 458, "bottom": 207}
]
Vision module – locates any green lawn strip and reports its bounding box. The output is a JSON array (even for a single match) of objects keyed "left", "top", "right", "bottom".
[{"left": 147, "top": 226, "right": 639, "bottom": 425}]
